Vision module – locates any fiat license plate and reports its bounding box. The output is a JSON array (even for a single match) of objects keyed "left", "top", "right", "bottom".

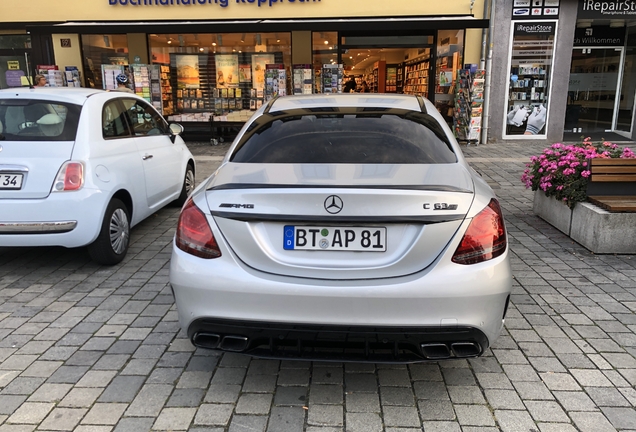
[
  {"left": 283, "top": 225, "right": 386, "bottom": 251},
  {"left": 0, "top": 173, "right": 23, "bottom": 190}
]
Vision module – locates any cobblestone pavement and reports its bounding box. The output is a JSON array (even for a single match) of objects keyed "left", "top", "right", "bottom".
[{"left": 1, "top": 140, "right": 635, "bottom": 432}]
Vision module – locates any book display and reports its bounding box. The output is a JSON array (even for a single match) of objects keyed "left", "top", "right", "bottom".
[
  {"left": 265, "top": 64, "right": 287, "bottom": 101},
  {"left": 101, "top": 65, "right": 125, "bottom": 91},
  {"left": 403, "top": 58, "right": 429, "bottom": 98},
  {"left": 322, "top": 64, "right": 343, "bottom": 93},
  {"left": 292, "top": 64, "right": 313, "bottom": 95},
  {"left": 385, "top": 65, "right": 398, "bottom": 93},
  {"left": 159, "top": 65, "right": 173, "bottom": 116},
  {"left": 130, "top": 64, "right": 162, "bottom": 112},
  {"left": 396, "top": 65, "right": 404, "bottom": 94},
  {"left": 453, "top": 68, "right": 485, "bottom": 144},
  {"left": 64, "top": 67, "right": 82, "bottom": 87}
]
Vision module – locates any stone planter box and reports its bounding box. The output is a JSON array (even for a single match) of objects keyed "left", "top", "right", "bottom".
[
  {"left": 532, "top": 191, "right": 572, "bottom": 236},
  {"left": 533, "top": 191, "right": 636, "bottom": 254}
]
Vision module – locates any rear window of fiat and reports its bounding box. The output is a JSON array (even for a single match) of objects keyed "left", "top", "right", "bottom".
[
  {"left": 0, "top": 99, "right": 81, "bottom": 141},
  {"left": 230, "top": 110, "right": 457, "bottom": 164}
]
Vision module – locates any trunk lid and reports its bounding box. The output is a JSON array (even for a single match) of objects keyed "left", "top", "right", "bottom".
[
  {"left": 206, "top": 163, "right": 475, "bottom": 280},
  {"left": 0, "top": 141, "right": 75, "bottom": 199}
]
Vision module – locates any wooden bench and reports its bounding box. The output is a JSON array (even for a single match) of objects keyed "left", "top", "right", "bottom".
[{"left": 587, "top": 158, "right": 636, "bottom": 212}]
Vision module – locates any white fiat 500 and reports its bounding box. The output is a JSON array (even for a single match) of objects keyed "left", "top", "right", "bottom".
[
  {"left": 170, "top": 94, "right": 512, "bottom": 363},
  {"left": 0, "top": 88, "right": 195, "bottom": 265}
]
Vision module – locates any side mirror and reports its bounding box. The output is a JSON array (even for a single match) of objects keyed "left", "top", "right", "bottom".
[{"left": 168, "top": 123, "right": 184, "bottom": 143}]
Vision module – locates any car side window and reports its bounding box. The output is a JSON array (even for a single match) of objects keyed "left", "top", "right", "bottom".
[
  {"left": 121, "top": 99, "right": 169, "bottom": 137},
  {"left": 102, "top": 100, "right": 132, "bottom": 139}
]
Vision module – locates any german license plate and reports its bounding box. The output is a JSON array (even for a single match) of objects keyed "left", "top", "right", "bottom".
[
  {"left": 0, "top": 173, "right": 23, "bottom": 190},
  {"left": 283, "top": 225, "right": 386, "bottom": 251}
]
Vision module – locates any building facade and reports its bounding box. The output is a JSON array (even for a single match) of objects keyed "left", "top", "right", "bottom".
[{"left": 2, "top": 0, "right": 636, "bottom": 144}]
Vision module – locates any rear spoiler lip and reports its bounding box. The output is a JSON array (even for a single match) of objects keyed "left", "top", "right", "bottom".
[
  {"left": 207, "top": 183, "right": 473, "bottom": 194},
  {"left": 210, "top": 212, "right": 465, "bottom": 224}
]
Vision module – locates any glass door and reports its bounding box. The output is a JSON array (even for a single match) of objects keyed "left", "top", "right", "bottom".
[{"left": 566, "top": 47, "right": 624, "bottom": 134}]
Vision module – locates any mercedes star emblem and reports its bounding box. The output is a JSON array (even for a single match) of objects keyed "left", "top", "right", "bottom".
[{"left": 324, "top": 195, "right": 343, "bottom": 214}]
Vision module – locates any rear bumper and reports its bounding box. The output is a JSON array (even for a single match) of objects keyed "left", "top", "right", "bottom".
[
  {"left": 187, "top": 318, "right": 492, "bottom": 363},
  {"left": 170, "top": 238, "right": 513, "bottom": 361},
  {"left": 0, "top": 188, "right": 106, "bottom": 247}
]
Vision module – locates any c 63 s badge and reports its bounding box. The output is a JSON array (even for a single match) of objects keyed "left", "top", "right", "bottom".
[{"left": 423, "top": 203, "right": 458, "bottom": 210}]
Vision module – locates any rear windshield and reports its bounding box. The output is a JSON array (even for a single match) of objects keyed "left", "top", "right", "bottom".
[
  {"left": 230, "top": 109, "right": 457, "bottom": 164},
  {"left": 0, "top": 99, "right": 81, "bottom": 141}
]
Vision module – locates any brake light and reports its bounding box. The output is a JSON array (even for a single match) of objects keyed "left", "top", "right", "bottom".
[
  {"left": 52, "top": 162, "right": 84, "bottom": 192},
  {"left": 175, "top": 198, "right": 221, "bottom": 259},
  {"left": 452, "top": 199, "right": 507, "bottom": 265}
]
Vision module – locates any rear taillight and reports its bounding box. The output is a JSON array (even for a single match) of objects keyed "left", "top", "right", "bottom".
[
  {"left": 175, "top": 198, "right": 221, "bottom": 259},
  {"left": 52, "top": 162, "right": 84, "bottom": 192},
  {"left": 452, "top": 198, "right": 507, "bottom": 265}
]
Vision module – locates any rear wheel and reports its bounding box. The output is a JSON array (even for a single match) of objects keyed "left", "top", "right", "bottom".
[
  {"left": 173, "top": 164, "right": 195, "bottom": 207},
  {"left": 87, "top": 198, "right": 130, "bottom": 265}
]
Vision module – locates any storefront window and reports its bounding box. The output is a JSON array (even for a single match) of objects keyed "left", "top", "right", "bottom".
[
  {"left": 505, "top": 22, "right": 556, "bottom": 137},
  {"left": 81, "top": 34, "right": 129, "bottom": 89},
  {"left": 435, "top": 29, "right": 464, "bottom": 123},
  {"left": 313, "top": 32, "right": 338, "bottom": 69},
  {"left": 617, "top": 27, "right": 636, "bottom": 134},
  {"left": 0, "top": 35, "right": 31, "bottom": 49},
  {"left": 313, "top": 32, "right": 338, "bottom": 93},
  {"left": 149, "top": 33, "right": 291, "bottom": 119},
  {"left": 0, "top": 35, "right": 32, "bottom": 89}
]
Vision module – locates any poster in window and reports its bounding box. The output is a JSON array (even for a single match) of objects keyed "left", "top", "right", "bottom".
[
  {"left": 176, "top": 55, "right": 200, "bottom": 89},
  {"left": 215, "top": 54, "right": 239, "bottom": 88},
  {"left": 251, "top": 54, "right": 275, "bottom": 90},
  {"left": 505, "top": 21, "right": 555, "bottom": 136},
  {"left": 239, "top": 64, "right": 252, "bottom": 83}
]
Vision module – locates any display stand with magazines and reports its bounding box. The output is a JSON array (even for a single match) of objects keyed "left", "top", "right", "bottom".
[{"left": 453, "top": 68, "right": 485, "bottom": 146}]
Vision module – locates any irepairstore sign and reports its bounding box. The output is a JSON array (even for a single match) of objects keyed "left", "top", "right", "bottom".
[
  {"left": 109, "top": 0, "right": 320, "bottom": 6},
  {"left": 578, "top": 0, "right": 636, "bottom": 18},
  {"left": 513, "top": 22, "right": 556, "bottom": 36}
]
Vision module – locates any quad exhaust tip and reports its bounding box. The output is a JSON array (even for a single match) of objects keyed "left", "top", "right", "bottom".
[
  {"left": 192, "top": 333, "right": 481, "bottom": 360},
  {"left": 192, "top": 333, "right": 249, "bottom": 352},
  {"left": 219, "top": 335, "right": 249, "bottom": 352},
  {"left": 421, "top": 342, "right": 481, "bottom": 359}
]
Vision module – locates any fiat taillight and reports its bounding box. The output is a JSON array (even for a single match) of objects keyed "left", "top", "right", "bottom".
[{"left": 52, "top": 162, "right": 84, "bottom": 192}]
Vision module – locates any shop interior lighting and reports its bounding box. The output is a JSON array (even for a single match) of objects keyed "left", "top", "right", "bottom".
[
  {"left": 240, "top": 33, "right": 245, "bottom": 43},
  {"left": 576, "top": 20, "right": 593, "bottom": 28}
]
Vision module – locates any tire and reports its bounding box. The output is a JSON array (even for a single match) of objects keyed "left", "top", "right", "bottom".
[
  {"left": 172, "top": 164, "right": 195, "bottom": 207},
  {"left": 87, "top": 198, "right": 130, "bottom": 266}
]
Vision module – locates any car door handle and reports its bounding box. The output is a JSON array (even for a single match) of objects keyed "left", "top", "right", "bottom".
[{"left": 142, "top": 154, "right": 153, "bottom": 160}]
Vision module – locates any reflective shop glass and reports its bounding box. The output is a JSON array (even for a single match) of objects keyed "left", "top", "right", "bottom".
[
  {"left": 149, "top": 33, "right": 291, "bottom": 115},
  {"left": 81, "top": 34, "right": 129, "bottom": 89}
]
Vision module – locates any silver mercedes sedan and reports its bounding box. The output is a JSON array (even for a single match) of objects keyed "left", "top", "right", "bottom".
[{"left": 169, "top": 94, "right": 512, "bottom": 363}]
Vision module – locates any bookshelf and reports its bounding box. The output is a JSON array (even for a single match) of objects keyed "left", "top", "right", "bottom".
[{"left": 403, "top": 57, "right": 430, "bottom": 98}]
